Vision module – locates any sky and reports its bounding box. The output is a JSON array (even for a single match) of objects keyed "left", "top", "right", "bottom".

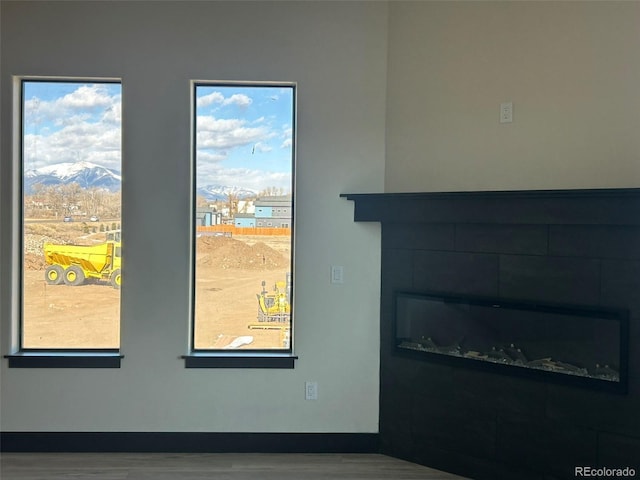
[
  {"left": 195, "top": 84, "right": 294, "bottom": 193},
  {"left": 23, "top": 81, "right": 122, "bottom": 172},
  {"left": 22, "top": 81, "right": 294, "bottom": 193}
]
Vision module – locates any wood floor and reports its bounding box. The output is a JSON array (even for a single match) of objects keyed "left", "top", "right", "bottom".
[{"left": 0, "top": 453, "right": 470, "bottom": 479}]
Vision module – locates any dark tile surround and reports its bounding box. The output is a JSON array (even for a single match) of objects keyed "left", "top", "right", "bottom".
[{"left": 343, "top": 189, "right": 640, "bottom": 480}]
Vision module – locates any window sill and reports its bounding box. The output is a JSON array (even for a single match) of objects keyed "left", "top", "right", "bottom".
[
  {"left": 4, "top": 351, "right": 123, "bottom": 368},
  {"left": 183, "top": 352, "right": 297, "bottom": 369}
]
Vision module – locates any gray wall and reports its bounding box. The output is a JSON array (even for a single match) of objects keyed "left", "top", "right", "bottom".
[
  {"left": 0, "top": 1, "right": 385, "bottom": 432},
  {"left": 3, "top": 0, "right": 640, "bottom": 439},
  {"left": 386, "top": 1, "right": 640, "bottom": 192}
]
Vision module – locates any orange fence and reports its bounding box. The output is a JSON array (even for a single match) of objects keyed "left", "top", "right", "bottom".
[{"left": 196, "top": 225, "right": 291, "bottom": 236}]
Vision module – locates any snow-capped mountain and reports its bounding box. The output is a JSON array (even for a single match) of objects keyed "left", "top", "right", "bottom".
[
  {"left": 24, "top": 161, "right": 258, "bottom": 201},
  {"left": 197, "top": 184, "right": 258, "bottom": 201},
  {"left": 24, "top": 161, "right": 121, "bottom": 194}
]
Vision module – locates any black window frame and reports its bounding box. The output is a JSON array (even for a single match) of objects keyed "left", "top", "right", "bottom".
[
  {"left": 185, "top": 81, "right": 297, "bottom": 368},
  {"left": 6, "top": 77, "right": 123, "bottom": 368}
]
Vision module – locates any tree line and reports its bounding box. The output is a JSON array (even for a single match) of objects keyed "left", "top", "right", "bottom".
[{"left": 25, "top": 183, "right": 121, "bottom": 219}]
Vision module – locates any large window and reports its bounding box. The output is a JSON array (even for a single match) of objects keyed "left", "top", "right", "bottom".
[
  {"left": 20, "top": 79, "right": 122, "bottom": 351},
  {"left": 192, "top": 83, "right": 295, "bottom": 353}
]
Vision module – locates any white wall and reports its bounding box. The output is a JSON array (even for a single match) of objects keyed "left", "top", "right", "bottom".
[
  {"left": 386, "top": 1, "right": 640, "bottom": 192},
  {"left": 0, "top": 1, "right": 386, "bottom": 432}
]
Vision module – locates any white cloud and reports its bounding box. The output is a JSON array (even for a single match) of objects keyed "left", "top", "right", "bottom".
[
  {"left": 198, "top": 164, "right": 291, "bottom": 193},
  {"left": 253, "top": 142, "right": 272, "bottom": 153},
  {"left": 25, "top": 85, "right": 120, "bottom": 126},
  {"left": 197, "top": 151, "right": 227, "bottom": 164},
  {"left": 223, "top": 93, "right": 252, "bottom": 107},
  {"left": 196, "top": 91, "right": 252, "bottom": 109},
  {"left": 280, "top": 126, "right": 293, "bottom": 149},
  {"left": 280, "top": 138, "right": 292, "bottom": 149},
  {"left": 102, "top": 103, "right": 121, "bottom": 125},
  {"left": 196, "top": 91, "right": 224, "bottom": 108},
  {"left": 57, "top": 85, "right": 114, "bottom": 109},
  {"left": 196, "top": 115, "right": 268, "bottom": 149},
  {"left": 24, "top": 120, "right": 121, "bottom": 171},
  {"left": 23, "top": 83, "right": 122, "bottom": 170}
]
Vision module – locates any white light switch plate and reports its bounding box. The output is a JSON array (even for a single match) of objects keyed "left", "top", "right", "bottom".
[
  {"left": 305, "top": 381, "right": 318, "bottom": 400},
  {"left": 331, "top": 265, "right": 344, "bottom": 284}
]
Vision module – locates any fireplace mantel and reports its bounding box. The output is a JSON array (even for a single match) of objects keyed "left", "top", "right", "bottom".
[{"left": 341, "top": 188, "right": 640, "bottom": 225}]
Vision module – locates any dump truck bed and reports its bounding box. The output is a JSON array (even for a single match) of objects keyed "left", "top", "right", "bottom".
[{"left": 44, "top": 242, "right": 115, "bottom": 274}]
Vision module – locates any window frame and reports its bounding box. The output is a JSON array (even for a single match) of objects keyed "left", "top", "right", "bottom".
[
  {"left": 5, "top": 76, "right": 123, "bottom": 368},
  {"left": 185, "top": 80, "right": 297, "bottom": 368}
]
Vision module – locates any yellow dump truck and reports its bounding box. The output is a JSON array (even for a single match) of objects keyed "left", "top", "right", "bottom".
[{"left": 43, "top": 241, "right": 122, "bottom": 288}]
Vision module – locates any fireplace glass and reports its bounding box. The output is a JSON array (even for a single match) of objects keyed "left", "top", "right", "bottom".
[{"left": 394, "top": 292, "right": 629, "bottom": 393}]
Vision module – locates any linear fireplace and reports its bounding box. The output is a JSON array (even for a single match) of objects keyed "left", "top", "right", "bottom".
[
  {"left": 394, "top": 291, "right": 629, "bottom": 393},
  {"left": 343, "top": 189, "right": 640, "bottom": 478}
]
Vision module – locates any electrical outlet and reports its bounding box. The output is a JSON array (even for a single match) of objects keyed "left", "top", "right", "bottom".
[{"left": 305, "top": 381, "right": 318, "bottom": 400}]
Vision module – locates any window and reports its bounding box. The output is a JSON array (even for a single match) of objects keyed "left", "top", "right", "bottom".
[
  {"left": 191, "top": 82, "right": 295, "bottom": 362},
  {"left": 15, "top": 79, "right": 122, "bottom": 364}
]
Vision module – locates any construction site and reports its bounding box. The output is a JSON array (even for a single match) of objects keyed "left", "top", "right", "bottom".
[{"left": 23, "top": 221, "right": 292, "bottom": 350}]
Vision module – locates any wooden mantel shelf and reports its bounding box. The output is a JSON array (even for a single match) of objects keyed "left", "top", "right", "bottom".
[{"left": 340, "top": 188, "right": 640, "bottom": 225}]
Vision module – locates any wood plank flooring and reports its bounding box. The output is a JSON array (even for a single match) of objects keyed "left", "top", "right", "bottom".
[{"left": 0, "top": 453, "right": 470, "bottom": 479}]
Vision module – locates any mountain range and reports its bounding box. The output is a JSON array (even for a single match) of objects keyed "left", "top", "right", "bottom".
[
  {"left": 196, "top": 184, "right": 257, "bottom": 201},
  {"left": 24, "top": 161, "right": 121, "bottom": 194},
  {"left": 24, "top": 161, "right": 257, "bottom": 201}
]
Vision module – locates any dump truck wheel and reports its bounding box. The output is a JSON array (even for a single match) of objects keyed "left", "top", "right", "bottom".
[
  {"left": 44, "top": 265, "right": 64, "bottom": 285},
  {"left": 63, "top": 265, "right": 85, "bottom": 286},
  {"left": 110, "top": 269, "right": 121, "bottom": 289}
]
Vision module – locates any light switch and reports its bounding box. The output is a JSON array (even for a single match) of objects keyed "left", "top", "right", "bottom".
[{"left": 331, "top": 265, "right": 344, "bottom": 284}]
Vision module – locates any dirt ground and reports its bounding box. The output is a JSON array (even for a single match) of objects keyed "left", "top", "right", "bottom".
[
  {"left": 193, "top": 234, "right": 291, "bottom": 350},
  {"left": 23, "top": 221, "right": 291, "bottom": 350}
]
